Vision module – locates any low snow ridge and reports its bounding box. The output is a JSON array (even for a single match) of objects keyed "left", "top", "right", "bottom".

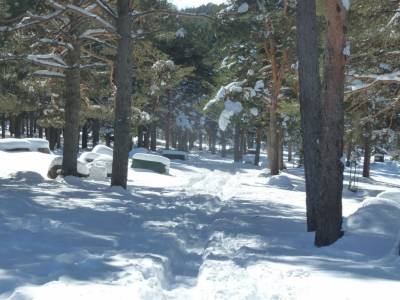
[{"left": 266, "top": 174, "right": 294, "bottom": 190}]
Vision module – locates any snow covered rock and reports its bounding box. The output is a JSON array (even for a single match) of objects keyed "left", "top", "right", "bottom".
[
  {"left": 132, "top": 153, "right": 170, "bottom": 175},
  {"left": 266, "top": 174, "right": 294, "bottom": 190},
  {"left": 238, "top": 2, "right": 249, "bottom": 13},
  {"left": 92, "top": 144, "right": 113, "bottom": 157}
]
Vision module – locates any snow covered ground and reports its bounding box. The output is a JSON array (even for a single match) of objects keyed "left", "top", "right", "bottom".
[{"left": 0, "top": 150, "right": 399, "bottom": 299}]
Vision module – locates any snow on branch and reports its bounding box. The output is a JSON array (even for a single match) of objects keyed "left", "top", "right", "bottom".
[
  {"left": 32, "top": 70, "right": 65, "bottom": 78},
  {"left": 347, "top": 71, "right": 400, "bottom": 95},
  {"left": 27, "top": 54, "right": 68, "bottom": 69},
  {"left": 65, "top": 4, "right": 116, "bottom": 33},
  {"left": 31, "top": 38, "right": 73, "bottom": 50},
  {"left": 131, "top": 9, "right": 215, "bottom": 22},
  {"left": 0, "top": 9, "right": 64, "bottom": 32},
  {"left": 95, "top": 0, "right": 117, "bottom": 19}
]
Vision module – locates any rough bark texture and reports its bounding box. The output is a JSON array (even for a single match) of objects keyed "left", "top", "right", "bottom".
[
  {"left": 315, "top": 0, "right": 347, "bottom": 247},
  {"left": 296, "top": 0, "right": 321, "bottom": 232},
  {"left": 111, "top": 0, "right": 133, "bottom": 188},
  {"left": 62, "top": 33, "right": 81, "bottom": 176}
]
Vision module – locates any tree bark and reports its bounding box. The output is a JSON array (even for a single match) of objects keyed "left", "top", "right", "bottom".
[
  {"left": 1, "top": 115, "right": 5, "bottom": 138},
  {"left": 62, "top": 34, "right": 81, "bottom": 176},
  {"left": 92, "top": 119, "right": 100, "bottom": 147},
  {"left": 38, "top": 127, "right": 43, "bottom": 138},
  {"left": 297, "top": 0, "right": 323, "bottom": 232},
  {"left": 82, "top": 122, "right": 88, "bottom": 150},
  {"left": 255, "top": 127, "right": 262, "bottom": 166},
  {"left": 111, "top": 0, "right": 134, "bottom": 189},
  {"left": 150, "top": 123, "right": 157, "bottom": 151},
  {"left": 315, "top": 0, "right": 347, "bottom": 247}
]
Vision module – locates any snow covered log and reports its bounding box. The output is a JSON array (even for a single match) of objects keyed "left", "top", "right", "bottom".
[{"left": 131, "top": 153, "right": 170, "bottom": 175}]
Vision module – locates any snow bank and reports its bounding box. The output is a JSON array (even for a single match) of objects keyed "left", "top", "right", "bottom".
[
  {"left": 266, "top": 174, "right": 294, "bottom": 190},
  {"left": 0, "top": 138, "right": 32, "bottom": 151},
  {"left": 346, "top": 190, "right": 400, "bottom": 237},
  {"left": 92, "top": 144, "right": 113, "bottom": 157},
  {"left": 24, "top": 138, "right": 50, "bottom": 151}
]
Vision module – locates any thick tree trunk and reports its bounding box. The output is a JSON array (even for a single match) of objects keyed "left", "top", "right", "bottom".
[
  {"left": 38, "top": 127, "right": 43, "bottom": 138},
  {"left": 62, "top": 36, "right": 81, "bottom": 176},
  {"left": 111, "top": 0, "right": 134, "bottom": 188},
  {"left": 82, "top": 123, "right": 88, "bottom": 150},
  {"left": 269, "top": 105, "right": 279, "bottom": 175},
  {"left": 297, "top": 0, "right": 322, "bottom": 232},
  {"left": 137, "top": 126, "right": 144, "bottom": 147},
  {"left": 362, "top": 134, "right": 371, "bottom": 178},
  {"left": 315, "top": 0, "right": 347, "bottom": 247},
  {"left": 14, "top": 114, "right": 22, "bottom": 138},
  {"left": 143, "top": 126, "right": 150, "bottom": 149},
  {"left": 48, "top": 127, "right": 57, "bottom": 151},
  {"left": 92, "top": 119, "right": 100, "bottom": 147},
  {"left": 255, "top": 127, "right": 262, "bottom": 166}
]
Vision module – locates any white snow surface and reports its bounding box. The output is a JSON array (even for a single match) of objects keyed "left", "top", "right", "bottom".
[
  {"left": 92, "top": 145, "right": 113, "bottom": 157},
  {"left": 0, "top": 150, "right": 400, "bottom": 299}
]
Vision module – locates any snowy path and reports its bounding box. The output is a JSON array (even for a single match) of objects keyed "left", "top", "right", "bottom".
[{"left": 0, "top": 151, "right": 400, "bottom": 299}]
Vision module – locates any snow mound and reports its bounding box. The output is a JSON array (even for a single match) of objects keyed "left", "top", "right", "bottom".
[
  {"left": 0, "top": 138, "right": 32, "bottom": 151},
  {"left": 345, "top": 191, "right": 400, "bottom": 237},
  {"left": 266, "top": 175, "right": 294, "bottom": 190},
  {"left": 92, "top": 144, "right": 113, "bottom": 157}
]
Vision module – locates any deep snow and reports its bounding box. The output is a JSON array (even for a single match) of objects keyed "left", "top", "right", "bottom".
[{"left": 0, "top": 150, "right": 399, "bottom": 299}]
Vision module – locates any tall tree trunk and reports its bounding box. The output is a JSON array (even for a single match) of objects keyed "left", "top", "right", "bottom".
[
  {"left": 111, "top": 0, "right": 134, "bottom": 189},
  {"left": 297, "top": 0, "right": 321, "bottom": 232},
  {"left": 56, "top": 129, "right": 61, "bottom": 149},
  {"left": 82, "top": 123, "right": 88, "bottom": 150},
  {"left": 49, "top": 127, "right": 57, "bottom": 151},
  {"left": 255, "top": 127, "right": 262, "bottom": 166},
  {"left": 315, "top": 0, "right": 348, "bottom": 247},
  {"left": 362, "top": 132, "right": 371, "bottom": 178},
  {"left": 165, "top": 103, "right": 171, "bottom": 150},
  {"left": 143, "top": 126, "right": 150, "bottom": 149},
  {"left": 150, "top": 123, "right": 157, "bottom": 151},
  {"left": 346, "top": 138, "right": 353, "bottom": 167},
  {"left": 38, "top": 127, "right": 43, "bottom": 138},
  {"left": 221, "top": 130, "right": 227, "bottom": 158},
  {"left": 279, "top": 128, "right": 285, "bottom": 170},
  {"left": 1, "top": 115, "right": 5, "bottom": 138},
  {"left": 62, "top": 36, "right": 81, "bottom": 176},
  {"left": 92, "top": 119, "right": 100, "bottom": 147},
  {"left": 137, "top": 126, "right": 144, "bottom": 147}
]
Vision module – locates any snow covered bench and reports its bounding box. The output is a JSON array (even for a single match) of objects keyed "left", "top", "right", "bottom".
[
  {"left": 131, "top": 153, "right": 170, "bottom": 174},
  {"left": 161, "top": 149, "right": 187, "bottom": 160},
  {"left": 0, "top": 138, "right": 50, "bottom": 153}
]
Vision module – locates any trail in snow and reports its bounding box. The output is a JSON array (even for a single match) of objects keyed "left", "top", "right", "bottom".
[{"left": 0, "top": 151, "right": 400, "bottom": 299}]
